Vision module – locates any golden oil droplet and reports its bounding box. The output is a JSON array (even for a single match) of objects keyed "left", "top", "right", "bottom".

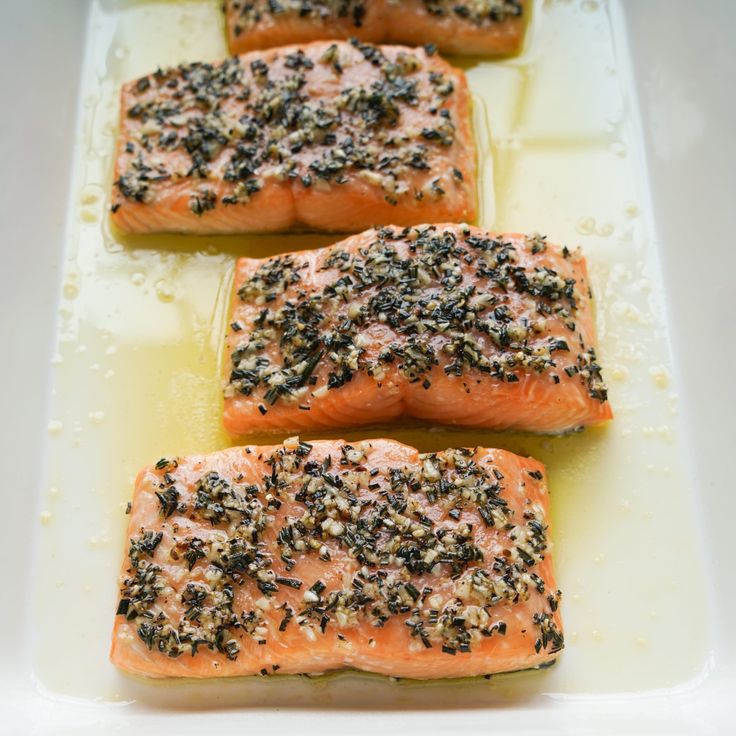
[
  {"left": 155, "top": 279, "right": 175, "bottom": 302},
  {"left": 624, "top": 201, "right": 640, "bottom": 218},
  {"left": 648, "top": 365, "right": 670, "bottom": 389},
  {"left": 63, "top": 281, "right": 80, "bottom": 299},
  {"left": 576, "top": 216, "right": 595, "bottom": 235},
  {"left": 47, "top": 420, "right": 63, "bottom": 435},
  {"left": 79, "top": 188, "right": 100, "bottom": 206},
  {"left": 610, "top": 141, "right": 627, "bottom": 158},
  {"left": 80, "top": 207, "right": 98, "bottom": 223}
]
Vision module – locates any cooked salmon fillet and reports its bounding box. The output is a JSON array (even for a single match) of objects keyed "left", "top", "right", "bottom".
[
  {"left": 225, "top": 1, "right": 526, "bottom": 57},
  {"left": 111, "top": 438, "right": 562, "bottom": 678},
  {"left": 111, "top": 41, "right": 475, "bottom": 234},
  {"left": 223, "top": 224, "right": 612, "bottom": 435}
]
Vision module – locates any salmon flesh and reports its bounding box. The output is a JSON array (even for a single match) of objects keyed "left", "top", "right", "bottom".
[
  {"left": 225, "top": 1, "right": 527, "bottom": 57},
  {"left": 111, "top": 438, "right": 563, "bottom": 678},
  {"left": 111, "top": 41, "right": 475, "bottom": 234},
  {"left": 224, "top": 224, "right": 612, "bottom": 435}
]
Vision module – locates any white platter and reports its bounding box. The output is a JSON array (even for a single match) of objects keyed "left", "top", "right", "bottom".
[{"left": 1, "top": 0, "right": 734, "bottom": 732}]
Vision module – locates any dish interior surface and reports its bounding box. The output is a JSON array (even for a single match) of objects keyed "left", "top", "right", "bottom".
[{"left": 32, "top": 0, "right": 712, "bottom": 711}]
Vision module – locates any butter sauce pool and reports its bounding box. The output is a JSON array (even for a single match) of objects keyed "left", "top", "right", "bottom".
[{"left": 34, "top": 0, "right": 710, "bottom": 706}]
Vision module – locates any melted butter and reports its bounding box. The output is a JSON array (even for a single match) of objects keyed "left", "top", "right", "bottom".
[{"left": 35, "top": 0, "right": 710, "bottom": 706}]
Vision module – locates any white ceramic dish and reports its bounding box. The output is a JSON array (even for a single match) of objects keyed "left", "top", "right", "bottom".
[{"left": 1, "top": 0, "right": 735, "bottom": 732}]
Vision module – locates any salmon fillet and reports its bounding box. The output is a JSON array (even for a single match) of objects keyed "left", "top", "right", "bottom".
[
  {"left": 111, "top": 438, "right": 563, "bottom": 679},
  {"left": 111, "top": 41, "right": 475, "bottom": 234},
  {"left": 225, "top": 1, "right": 527, "bottom": 57},
  {"left": 223, "top": 224, "right": 612, "bottom": 436}
]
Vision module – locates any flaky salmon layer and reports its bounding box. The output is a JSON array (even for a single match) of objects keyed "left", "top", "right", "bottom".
[
  {"left": 111, "top": 438, "right": 562, "bottom": 679},
  {"left": 111, "top": 41, "right": 475, "bottom": 235},
  {"left": 225, "top": 1, "right": 527, "bottom": 57},
  {"left": 223, "top": 224, "right": 613, "bottom": 436}
]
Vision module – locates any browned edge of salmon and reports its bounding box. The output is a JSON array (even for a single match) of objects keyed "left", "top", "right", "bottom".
[
  {"left": 223, "top": 224, "right": 613, "bottom": 436},
  {"left": 225, "top": 1, "right": 527, "bottom": 58},
  {"left": 111, "top": 438, "right": 563, "bottom": 679},
  {"left": 111, "top": 41, "right": 476, "bottom": 235}
]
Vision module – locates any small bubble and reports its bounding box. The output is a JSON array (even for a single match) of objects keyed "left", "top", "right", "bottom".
[
  {"left": 624, "top": 201, "right": 640, "bottom": 218},
  {"left": 596, "top": 222, "right": 614, "bottom": 237},
  {"left": 63, "top": 282, "right": 80, "bottom": 299},
  {"left": 592, "top": 629, "right": 603, "bottom": 642},
  {"left": 649, "top": 365, "right": 670, "bottom": 388},
  {"left": 130, "top": 271, "right": 145, "bottom": 286},
  {"left": 48, "top": 420, "right": 63, "bottom": 435},
  {"left": 105, "top": 345, "right": 117, "bottom": 356},
  {"left": 612, "top": 300, "right": 649, "bottom": 324},
  {"left": 155, "top": 279, "right": 175, "bottom": 302},
  {"left": 88, "top": 410, "right": 105, "bottom": 424},
  {"left": 611, "top": 141, "right": 627, "bottom": 158},
  {"left": 80, "top": 207, "right": 98, "bottom": 223},
  {"left": 40, "top": 511, "right": 52, "bottom": 525},
  {"left": 79, "top": 189, "right": 100, "bottom": 205},
  {"left": 635, "top": 637, "right": 648, "bottom": 647},
  {"left": 576, "top": 216, "right": 595, "bottom": 235},
  {"left": 104, "top": 369, "right": 115, "bottom": 379},
  {"left": 49, "top": 486, "right": 59, "bottom": 497},
  {"left": 610, "top": 365, "right": 629, "bottom": 381},
  {"left": 581, "top": 0, "right": 599, "bottom": 11}
]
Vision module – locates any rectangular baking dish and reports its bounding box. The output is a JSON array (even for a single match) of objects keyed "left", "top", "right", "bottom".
[{"left": 0, "top": 1, "right": 734, "bottom": 732}]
